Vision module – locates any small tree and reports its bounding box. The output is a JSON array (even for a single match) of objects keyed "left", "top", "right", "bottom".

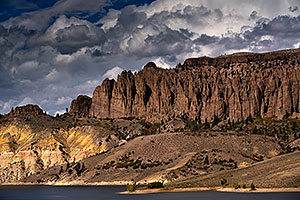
[
  {"left": 204, "top": 155, "right": 209, "bottom": 165},
  {"left": 233, "top": 182, "right": 240, "bottom": 189},
  {"left": 127, "top": 182, "right": 136, "bottom": 192},
  {"left": 147, "top": 181, "right": 164, "bottom": 189},
  {"left": 250, "top": 183, "right": 255, "bottom": 190},
  {"left": 220, "top": 178, "right": 228, "bottom": 187}
]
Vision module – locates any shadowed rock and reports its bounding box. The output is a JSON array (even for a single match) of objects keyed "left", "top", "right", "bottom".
[{"left": 69, "top": 95, "right": 92, "bottom": 117}]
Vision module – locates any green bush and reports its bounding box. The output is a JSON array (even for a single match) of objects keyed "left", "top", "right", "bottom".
[
  {"left": 220, "top": 178, "right": 228, "bottom": 187},
  {"left": 141, "top": 163, "right": 147, "bottom": 169},
  {"left": 250, "top": 183, "right": 256, "bottom": 190},
  {"left": 127, "top": 182, "right": 136, "bottom": 192},
  {"left": 233, "top": 182, "right": 240, "bottom": 189},
  {"left": 242, "top": 184, "right": 246, "bottom": 189},
  {"left": 147, "top": 181, "right": 164, "bottom": 189}
]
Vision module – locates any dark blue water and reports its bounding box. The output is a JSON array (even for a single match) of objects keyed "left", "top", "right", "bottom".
[{"left": 0, "top": 186, "right": 299, "bottom": 200}]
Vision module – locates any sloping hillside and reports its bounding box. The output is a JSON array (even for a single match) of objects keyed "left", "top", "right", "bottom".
[{"left": 168, "top": 151, "right": 300, "bottom": 188}]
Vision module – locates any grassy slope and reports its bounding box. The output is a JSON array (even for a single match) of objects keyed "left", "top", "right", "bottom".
[{"left": 168, "top": 151, "right": 300, "bottom": 188}]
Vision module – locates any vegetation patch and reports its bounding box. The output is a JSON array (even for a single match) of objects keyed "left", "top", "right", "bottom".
[
  {"left": 101, "top": 153, "right": 171, "bottom": 170},
  {"left": 147, "top": 181, "right": 164, "bottom": 189},
  {"left": 127, "top": 182, "right": 136, "bottom": 192}
]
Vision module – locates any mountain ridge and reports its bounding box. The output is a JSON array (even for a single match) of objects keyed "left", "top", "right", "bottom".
[{"left": 70, "top": 48, "right": 300, "bottom": 123}]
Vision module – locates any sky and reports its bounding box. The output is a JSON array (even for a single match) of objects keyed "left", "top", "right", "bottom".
[{"left": 0, "top": 0, "right": 300, "bottom": 115}]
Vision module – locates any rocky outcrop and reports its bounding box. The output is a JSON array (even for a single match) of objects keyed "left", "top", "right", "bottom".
[
  {"left": 0, "top": 124, "right": 107, "bottom": 183},
  {"left": 69, "top": 95, "right": 92, "bottom": 117},
  {"left": 9, "top": 104, "right": 45, "bottom": 117},
  {"left": 0, "top": 113, "right": 144, "bottom": 183},
  {"left": 88, "top": 48, "right": 300, "bottom": 122}
]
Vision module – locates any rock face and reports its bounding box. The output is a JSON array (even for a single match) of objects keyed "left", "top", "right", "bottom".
[
  {"left": 87, "top": 49, "right": 300, "bottom": 122},
  {"left": 0, "top": 123, "right": 107, "bottom": 183},
  {"left": 69, "top": 95, "right": 92, "bottom": 117},
  {"left": 9, "top": 104, "right": 45, "bottom": 117}
]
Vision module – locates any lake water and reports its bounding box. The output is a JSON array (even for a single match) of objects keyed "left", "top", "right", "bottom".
[{"left": 0, "top": 186, "right": 300, "bottom": 200}]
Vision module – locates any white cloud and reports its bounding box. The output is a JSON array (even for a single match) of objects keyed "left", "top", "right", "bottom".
[
  {"left": 294, "top": 42, "right": 300, "bottom": 48},
  {"left": 96, "top": 9, "right": 121, "bottom": 31},
  {"left": 224, "top": 48, "right": 252, "bottom": 55},
  {"left": 3, "top": 0, "right": 111, "bottom": 30},
  {"left": 74, "top": 79, "right": 100, "bottom": 95},
  {"left": 55, "top": 96, "right": 72, "bottom": 105},
  {"left": 260, "top": 35, "right": 274, "bottom": 41},
  {"left": 152, "top": 57, "right": 173, "bottom": 69},
  {"left": 0, "top": 100, "right": 17, "bottom": 114},
  {"left": 103, "top": 66, "right": 124, "bottom": 80},
  {"left": 18, "top": 97, "right": 35, "bottom": 106},
  {"left": 3, "top": 102, "right": 12, "bottom": 112},
  {"left": 55, "top": 48, "right": 87, "bottom": 63},
  {"left": 19, "top": 61, "right": 39, "bottom": 70},
  {"left": 44, "top": 69, "right": 59, "bottom": 82},
  {"left": 55, "top": 109, "right": 66, "bottom": 116}
]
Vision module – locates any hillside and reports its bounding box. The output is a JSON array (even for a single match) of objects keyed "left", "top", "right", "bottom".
[
  {"left": 1, "top": 48, "right": 300, "bottom": 188},
  {"left": 168, "top": 151, "right": 300, "bottom": 188},
  {"left": 22, "top": 132, "right": 281, "bottom": 185}
]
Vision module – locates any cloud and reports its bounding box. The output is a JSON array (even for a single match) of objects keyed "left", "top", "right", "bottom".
[
  {"left": 1, "top": 0, "right": 300, "bottom": 116},
  {"left": 74, "top": 79, "right": 100, "bottom": 95},
  {"left": 2, "top": 0, "right": 111, "bottom": 30},
  {"left": 194, "top": 34, "right": 219, "bottom": 46},
  {"left": 0, "top": 99, "right": 17, "bottom": 114},
  {"left": 44, "top": 68, "right": 60, "bottom": 82},
  {"left": 152, "top": 57, "right": 173, "bottom": 69},
  {"left": 27, "top": 15, "right": 106, "bottom": 54},
  {"left": 103, "top": 66, "right": 124, "bottom": 80},
  {"left": 55, "top": 96, "right": 72, "bottom": 105},
  {"left": 289, "top": 6, "right": 298, "bottom": 12},
  {"left": 18, "top": 97, "right": 35, "bottom": 106},
  {"left": 55, "top": 109, "right": 66, "bottom": 116}
]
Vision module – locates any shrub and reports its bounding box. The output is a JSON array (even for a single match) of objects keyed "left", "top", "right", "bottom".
[
  {"left": 147, "top": 181, "right": 164, "bottom": 189},
  {"left": 250, "top": 183, "right": 255, "bottom": 190},
  {"left": 203, "top": 155, "right": 209, "bottom": 165},
  {"left": 141, "top": 163, "right": 147, "bottom": 169},
  {"left": 233, "top": 182, "right": 240, "bottom": 189},
  {"left": 242, "top": 184, "right": 246, "bottom": 189},
  {"left": 127, "top": 182, "right": 136, "bottom": 192},
  {"left": 220, "top": 178, "right": 228, "bottom": 187}
]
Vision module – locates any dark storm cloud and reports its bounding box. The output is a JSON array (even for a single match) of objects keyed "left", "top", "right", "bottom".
[
  {"left": 189, "top": 14, "right": 300, "bottom": 54},
  {"left": 1, "top": 0, "right": 300, "bottom": 115},
  {"left": 289, "top": 6, "right": 298, "bottom": 12},
  {"left": 237, "top": 15, "right": 300, "bottom": 52},
  {"left": 117, "top": 5, "right": 147, "bottom": 31},
  {"left": 101, "top": 4, "right": 225, "bottom": 58},
  {"left": 219, "top": 35, "right": 249, "bottom": 50},
  {"left": 245, "top": 15, "right": 300, "bottom": 39},
  {"left": 141, "top": 27, "right": 192, "bottom": 57},
  {"left": 28, "top": 22, "right": 106, "bottom": 54},
  {"left": 194, "top": 34, "right": 218, "bottom": 46},
  {"left": 3, "top": 0, "right": 111, "bottom": 30},
  {"left": 249, "top": 10, "right": 259, "bottom": 20}
]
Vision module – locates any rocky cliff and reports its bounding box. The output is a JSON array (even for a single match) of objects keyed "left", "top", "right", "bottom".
[
  {"left": 9, "top": 104, "right": 45, "bottom": 117},
  {"left": 69, "top": 95, "right": 92, "bottom": 117},
  {"left": 88, "top": 48, "right": 300, "bottom": 122},
  {"left": 0, "top": 105, "right": 145, "bottom": 183}
]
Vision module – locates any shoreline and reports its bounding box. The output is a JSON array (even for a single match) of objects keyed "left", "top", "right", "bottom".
[
  {"left": 120, "top": 187, "right": 300, "bottom": 194},
  {"left": 1, "top": 183, "right": 299, "bottom": 194},
  {"left": 0, "top": 181, "right": 131, "bottom": 186}
]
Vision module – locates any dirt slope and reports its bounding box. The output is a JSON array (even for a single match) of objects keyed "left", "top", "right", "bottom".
[{"left": 168, "top": 151, "right": 300, "bottom": 188}]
